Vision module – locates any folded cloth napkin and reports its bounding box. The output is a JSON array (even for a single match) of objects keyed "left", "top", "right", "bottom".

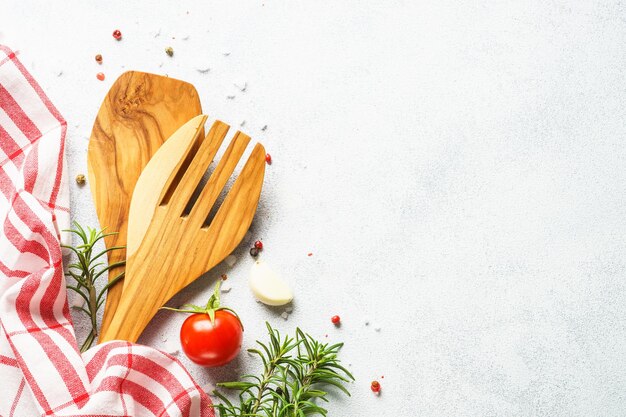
[{"left": 0, "top": 45, "right": 213, "bottom": 417}]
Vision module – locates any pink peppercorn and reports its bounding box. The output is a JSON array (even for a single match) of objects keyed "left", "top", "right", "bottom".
[{"left": 371, "top": 380, "right": 381, "bottom": 393}]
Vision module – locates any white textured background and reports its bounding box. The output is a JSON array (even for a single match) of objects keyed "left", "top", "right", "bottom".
[{"left": 2, "top": 1, "right": 626, "bottom": 415}]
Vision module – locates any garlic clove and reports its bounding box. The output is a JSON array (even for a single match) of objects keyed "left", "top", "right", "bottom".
[{"left": 249, "top": 260, "right": 293, "bottom": 306}]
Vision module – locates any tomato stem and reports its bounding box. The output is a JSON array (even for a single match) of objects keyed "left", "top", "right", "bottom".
[{"left": 159, "top": 280, "right": 244, "bottom": 330}]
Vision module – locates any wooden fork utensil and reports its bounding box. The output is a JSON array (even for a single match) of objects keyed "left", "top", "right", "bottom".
[{"left": 100, "top": 115, "right": 265, "bottom": 343}]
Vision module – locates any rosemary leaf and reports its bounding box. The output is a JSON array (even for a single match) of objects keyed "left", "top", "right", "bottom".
[
  {"left": 216, "top": 323, "right": 353, "bottom": 417},
  {"left": 62, "top": 222, "right": 125, "bottom": 352}
]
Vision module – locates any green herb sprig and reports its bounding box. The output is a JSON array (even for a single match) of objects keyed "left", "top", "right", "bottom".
[
  {"left": 62, "top": 222, "right": 125, "bottom": 352},
  {"left": 212, "top": 323, "right": 354, "bottom": 417}
]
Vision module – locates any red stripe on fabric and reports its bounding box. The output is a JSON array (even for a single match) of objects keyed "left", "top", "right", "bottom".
[
  {"left": 0, "top": 123, "right": 22, "bottom": 160},
  {"left": 0, "top": 102, "right": 81, "bottom": 402},
  {"left": 0, "top": 46, "right": 67, "bottom": 207},
  {"left": 105, "top": 353, "right": 187, "bottom": 397},
  {"left": 0, "top": 85, "right": 42, "bottom": 142},
  {"left": 121, "top": 345, "right": 132, "bottom": 416},
  {"left": 39, "top": 263, "right": 77, "bottom": 346},
  {"left": 0, "top": 354, "right": 19, "bottom": 367},
  {"left": 95, "top": 375, "right": 168, "bottom": 417},
  {"left": 158, "top": 387, "right": 201, "bottom": 417},
  {"left": 0, "top": 44, "right": 67, "bottom": 208},
  {"left": 23, "top": 142, "right": 37, "bottom": 192},
  {"left": 61, "top": 285, "right": 73, "bottom": 325},
  {"left": 85, "top": 342, "right": 122, "bottom": 381},
  {"left": 0, "top": 46, "right": 19, "bottom": 66},
  {"left": 0, "top": 261, "right": 30, "bottom": 278},
  {"left": 9, "top": 379, "right": 25, "bottom": 417},
  {"left": 0, "top": 175, "right": 61, "bottom": 268},
  {"left": 6, "top": 320, "right": 71, "bottom": 337},
  {"left": 90, "top": 348, "right": 214, "bottom": 416},
  {"left": 2, "top": 323, "right": 53, "bottom": 412},
  {"left": 0, "top": 164, "right": 84, "bottom": 411},
  {"left": 11, "top": 188, "right": 69, "bottom": 212},
  {"left": 3, "top": 217, "right": 50, "bottom": 263},
  {"left": 13, "top": 268, "right": 88, "bottom": 404},
  {"left": 47, "top": 122, "right": 66, "bottom": 207},
  {"left": 46, "top": 392, "right": 90, "bottom": 414},
  {"left": 157, "top": 350, "right": 214, "bottom": 417},
  {"left": 29, "top": 193, "right": 69, "bottom": 212},
  {"left": 0, "top": 143, "right": 27, "bottom": 169},
  {"left": 0, "top": 46, "right": 64, "bottom": 125}
]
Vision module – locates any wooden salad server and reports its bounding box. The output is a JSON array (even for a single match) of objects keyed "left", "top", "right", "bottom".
[
  {"left": 99, "top": 115, "right": 266, "bottom": 343},
  {"left": 87, "top": 71, "right": 202, "bottom": 337}
]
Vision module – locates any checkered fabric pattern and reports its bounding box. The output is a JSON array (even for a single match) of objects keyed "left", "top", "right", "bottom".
[{"left": 0, "top": 45, "right": 214, "bottom": 417}]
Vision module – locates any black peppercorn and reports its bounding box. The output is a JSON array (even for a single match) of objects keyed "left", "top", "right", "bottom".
[{"left": 249, "top": 247, "right": 259, "bottom": 257}]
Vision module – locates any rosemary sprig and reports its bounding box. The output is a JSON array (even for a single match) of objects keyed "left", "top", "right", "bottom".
[
  {"left": 61, "top": 222, "right": 125, "bottom": 352},
  {"left": 212, "top": 323, "right": 354, "bottom": 417}
]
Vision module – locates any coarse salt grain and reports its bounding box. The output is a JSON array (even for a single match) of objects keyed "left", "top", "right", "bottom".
[{"left": 281, "top": 312, "right": 289, "bottom": 320}]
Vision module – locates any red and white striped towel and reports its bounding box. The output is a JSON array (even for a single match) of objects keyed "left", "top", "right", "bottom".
[{"left": 0, "top": 45, "right": 214, "bottom": 417}]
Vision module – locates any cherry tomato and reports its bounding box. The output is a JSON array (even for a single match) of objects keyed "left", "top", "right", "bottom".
[{"left": 180, "top": 310, "right": 243, "bottom": 367}]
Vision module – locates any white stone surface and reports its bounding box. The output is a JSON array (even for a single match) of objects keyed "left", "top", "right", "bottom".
[{"left": 2, "top": 1, "right": 626, "bottom": 415}]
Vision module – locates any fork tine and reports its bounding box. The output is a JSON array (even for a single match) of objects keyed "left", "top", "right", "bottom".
[
  {"left": 207, "top": 143, "right": 266, "bottom": 249},
  {"left": 157, "top": 115, "right": 207, "bottom": 206},
  {"left": 188, "top": 131, "right": 250, "bottom": 226},
  {"left": 167, "top": 120, "right": 230, "bottom": 215}
]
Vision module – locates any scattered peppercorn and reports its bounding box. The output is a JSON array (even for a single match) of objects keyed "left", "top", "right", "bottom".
[
  {"left": 112, "top": 29, "right": 122, "bottom": 40},
  {"left": 221, "top": 274, "right": 228, "bottom": 280},
  {"left": 331, "top": 315, "right": 341, "bottom": 325},
  {"left": 250, "top": 247, "right": 259, "bottom": 257},
  {"left": 96, "top": 72, "right": 105, "bottom": 81},
  {"left": 75, "top": 174, "right": 86, "bottom": 185},
  {"left": 165, "top": 46, "right": 174, "bottom": 57},
  {"left": 265, "top": 153, "right": 272, "bottom": 164},
  {"left": 307, "top": 253, "right": 313, "bottom": 257},
  {"left": 371, "top": 380, "right": 381, "bottom": 393},
  {"left": 254, "top": 240, "right": 263, "bottom": 250},
  {"left": 95, "top": 54, "right": 103, "bottom": 64}
]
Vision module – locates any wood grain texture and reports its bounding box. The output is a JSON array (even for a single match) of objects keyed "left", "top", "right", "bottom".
[
  {"left": 99, "top": 116, "right": 266, "bottom": 343},
  {"left": 87, "top": 71, "right": 202, "bottom": 338},
  {"left": 125, "top": 116, "right": 205, "bottom": 257}
]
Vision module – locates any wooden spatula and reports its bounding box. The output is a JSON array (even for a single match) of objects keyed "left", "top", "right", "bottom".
[
  {"left": 87, "top": 71, "right": 202, "bottom": 337},
  {"left": 99, "top": 115, "right": 266, "bottom": 343}
]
